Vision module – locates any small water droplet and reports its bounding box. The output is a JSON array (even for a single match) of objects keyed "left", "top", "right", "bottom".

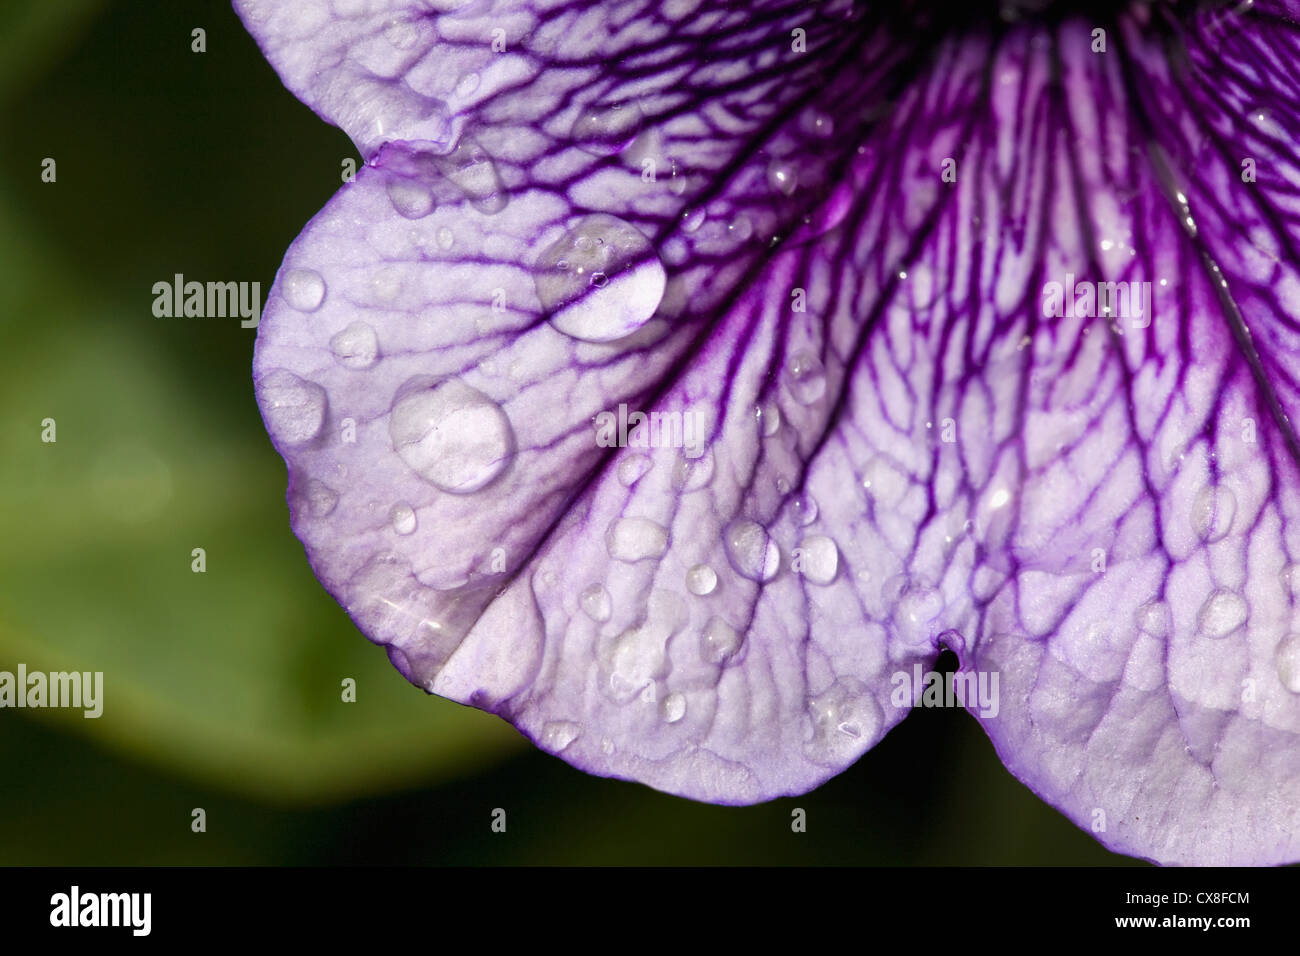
[
  {"left": 804, "top": 678, "right": 881, "bottom": 766},
  {"left": 330, "top": 321, "right": 380, "bottom": 370},
  {"left": 389, "top": 378, "right": 514, "bottom": 493},
  {"left": 797, "top": 535, "right": 839, "bottom": 585},
  {"left": 661, "top": 692, "right": 686, "bottom": 723},
  {"left": 383, "top": 16, "right": 420, "bottom": 48},
  {"left": 790, "top": 492, "right": 818, "bottom": 526},
  {"left": 571, "top": 100, "right": 643, "bottom": 156},
  {"left": 801, "top": 108, "right": 834, "bottom": 138},
  {"left": 892, "top": 583, "right": 944, "bottom": 646},
  {"left": 671, "top": 446, "right": 714, "bottom": 492},
  {"left": 1275, "top": 635, "right": 1300, "bottom": 693},
  {"left": 436, "top": 227, "right": 454, "bottom": 250},
  {"left": 728, "top": 215, "right": 753, "bottom": 241},
  {"left": 282, "top": 268, "right": 326, "bottom": 311},
  {"left": 617, "top": 454, "right": 652, "bottom": 487},
  {"left": 1135, "top": 600, "right": 1170, "bottom": 638},
  {"left": 724, "top": 519, "right": 780, "bottom": 582},
  {"left": 766, "top": 158, "right": 798, "bottom": 196},
  {"left": 700, "top": 616, "right": 742, "bottom": 665},
  {"left": 784, "top": 350, "right": 827, "bottom": 404},
  {"left": 686, "top": 563, "right": 717, "bottom": 596},
  {"left": 541, "top": 720, "right": 581, "bottom": 752},
  {"left": 680, "top": 207, "right": 706, "bottom": 233},
  {"left": 1191, "top": 484, "right": 1236, "bottom": 543},
  {"left": 385, "top": 178, "right": 435, "bottom": 219},
  {"left": 757, "top": 399, "right": 781, "bottom": 436},
  {"left": 454, "top": 71, "right": 481, "bottom": 97},
  {"left": 536, "top": 214, "right": 666, "bottom": 342},
  {"left": 390, "top": 502, "right": 417, "bottom": 535},
  {"left": 257, "top": 369, "right": 327, "bottom": 444},
  {"left": 1197, "top": 589, "right": 1248, "bottom": 638},
  {"left": 580, "top": 583, "right": 612, "bottom": 622},
  {"left": 605, "top": 517, "right": 669, "bottom": 562},
  {"left": 303, "top": 479, "right": 338, "bottom": 517}
]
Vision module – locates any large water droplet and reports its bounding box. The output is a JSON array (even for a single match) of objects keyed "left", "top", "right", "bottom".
[
  {"left": 390, "top": 502, "right": 417, "bottom": 535},
  {"left": 330, "top": 321, "right": 380, "bottom": 370},
  {"left": 605, "top": 517, "right": 669, "bottom": 562},
  {"left": 541, "top": 720, "right": 581, "bottom": 752},
  {"left": 1197, "top": 589, "right": 1248, "bottom": 639},
  {"left": 784, "top": 350, "right": 827, "bottom": 404},
  {"left": 389, "top": 378, "right": 514, "bottom": 493},
  {"left": 700, "top": 616, "right": 742, "bottom": 665},
  {"left": 257, "top": 369, "right": 327, "bottom": 445},
  {"left": 1191, "top": 484, "right": 1236, "bottom": 543},
  {"left": 386, "top": 178, "right": 435, "bottom": 219},
  {"left": 434, "top": 136, "right": 507, "bottom": 214},
  {"left": 660, "top": 692, "right": 686, "bottom": 723},
  {"left": 282, "top": 268, "right": 326, "bottom": 311},
  {"left": 686, "top": 563, "right": 717, "bottom": 596},
  {"left": 797, "top": 535, "right": 839, "bottom": 585},
  {"left": 535, "top": 214, "right": 666, "bottom": 342},
  {"left": 571, "top": 101, "right": 643, "bottom": 156},
  {"left": 617, "top": 454, "right": 652, "bottom": 487},
  {"left": 723, "top": 519, "right": 780, "bottom": 582},
  {"left": 757, "top": 399, "right": 781, "bottom": 436},
  {"left": 1276, "top": 635, "right": 1300, "bottom": 693},
  {"left": 580, "top": 583, "right": 612, "bottom": 622}
]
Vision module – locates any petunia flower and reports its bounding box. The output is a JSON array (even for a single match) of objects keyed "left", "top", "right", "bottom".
[{"left": 235, "top": 0, "right": 1300, "bottom": 865}]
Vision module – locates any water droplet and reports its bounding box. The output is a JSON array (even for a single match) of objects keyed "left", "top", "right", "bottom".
[
  {"left": 617, "top": 454, "right": 652, "bottom": 487},
  {"left": 385, "top": 178, "right": 435, "bottom": 219},
  {"left": 571, "top": 101, "right": 643, "bottom": 156},
  {"left": 892, "top": 583, "right": 944, "bottom": 646},
  {"left": 1197, "top": 589, "right": 1248, "bottom": 638},
  {"left": 580, "top": 583, "right": 612, "bottom": 622},
  {"left": 804, "top": 678, "right": 881, "bottom": 766},
  {"left": 757, "top": 399, "right": 781, "bottom": 436},
  {"left": 766, "top": 158, "right": 797, "bottom": 196},
  {"left": 1275, "top": 635, "right": 1300, "bottom": 693},
  {"left": 790, "top": 493, "right": 818, "bottom": 526},
  {"left": 535, "top": 214, "right": 666, "bottom": 342},
  {"left": 723, "top": 519, "right": 780, "bottom": 582},
  {"left": 605, "top": 517, "right": 669, "bottom": 562},
  {"left": 728, "top": 215, "right": 753, "bottom": 241},
  {"left": 330, "top": 321, "right": 380, "bottom": 370},
  {"left": 389, "top": 378, "right": 514, "bottom": 493},
  {"left": 383, "top": 16, "right": 420, "bottom": 48},
  {"left": 680, "top": 207, "right": 706, "bottom": 233},
  {"left": 303, "top": 479, "right": 338, "bottom": 517},
  {"left": 671, "top": 446, "right": 714, "bottom": 492},
  {"left": 686, "top": 563, "right": 717, "bottom": 596},
  {"left": 784, "top": 350, "right": 827, "bottom": 404},
  {"left": 434, "top": 136, "right": 507, "bottom": 214},
  {"left": 800, "top": 108, "right": 834, "bottom": 138},
  {"left": 390, "top": 503, "right": 417, "bottom": 535},
  {"left": 1135, "top": 600, "right": 1170, "bottom": 638},
  {"left": 541, "top": 720, "right": 581, "bottom": 752},
  {"left": 282, "top": 268, "right": 326, "bottom": 311},
  {"left": 661, "top": 692, "right": 686, "bottom": 723},
  {"left": 1191, "top": 484, "right": 1236, "bottom": 543},
  {"left": 257, "top": 369, "right": 326, "bottom": 444},
  {"left": 436, "top": 227, "right": 454, "bottom": 250},
  {"left": 700, "top": 616, "right": 742, "bottom": 665},
  {"left": 797, "top": 535, "right": 839, "bottom": 585}
]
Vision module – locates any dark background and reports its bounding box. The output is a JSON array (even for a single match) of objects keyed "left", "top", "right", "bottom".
[{"left": 0, "top": 0, "right": 1132, "bottom": 865}]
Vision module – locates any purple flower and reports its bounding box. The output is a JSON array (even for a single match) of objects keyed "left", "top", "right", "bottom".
[{"left": 236, "top": 0, "right": 1300, "bottom": 865}]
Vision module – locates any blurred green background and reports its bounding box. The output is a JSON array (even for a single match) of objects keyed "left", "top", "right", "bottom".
[{"left": 0, "top": 0, "right": 1132, "bottom": 865}]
